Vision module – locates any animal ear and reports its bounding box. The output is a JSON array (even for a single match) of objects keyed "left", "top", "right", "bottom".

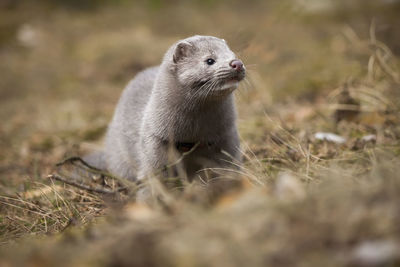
[{"left": 173, "top": 41, "right": 193, "bottom": 63}]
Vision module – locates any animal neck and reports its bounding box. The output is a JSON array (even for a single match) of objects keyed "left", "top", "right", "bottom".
[{"left": 147, "top": 65, "right": 237, "bottom": 142}]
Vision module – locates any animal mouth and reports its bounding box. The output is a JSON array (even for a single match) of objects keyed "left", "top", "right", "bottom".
[
  {"left": 192, "top": 69, "right": 245, "bottom": 99},
  {"left": 216, "top": 79, "right": 239, "bottom": 94},
  {"left": 226, "top": 69, "right": 246, "bottom": 82},
  {"left": 219, "top": 71, "right": 245, "bottom": 90}
]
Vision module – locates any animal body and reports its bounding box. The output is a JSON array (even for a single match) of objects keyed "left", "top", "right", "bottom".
[{"left": 85, "top": 35, "right": 246, "bottom": 184}]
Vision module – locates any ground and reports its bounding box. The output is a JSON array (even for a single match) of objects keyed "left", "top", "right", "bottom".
[{"left": 1, "top": 1, "right": 400, "bottom": 266}]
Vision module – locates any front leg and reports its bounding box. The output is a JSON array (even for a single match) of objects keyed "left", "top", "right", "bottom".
[
  {"left": 136, "top": 135, "right": 188, "bottom": 203},
  {"left": 135, "top": 136, "right": 167, "bottom": 204},
  {"left": 137, "top": 135, "right": 170, "bottom": 180},
  {"left": 197, "top": 131, "right": 242, "bottom": 202},
  {"left": 217, "top": 129, "right": 242, "bottom": 168}
]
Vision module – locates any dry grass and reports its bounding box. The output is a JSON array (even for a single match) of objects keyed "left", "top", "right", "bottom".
[{"left": 1, "top": 0, "right": 400, "bottom": 266}]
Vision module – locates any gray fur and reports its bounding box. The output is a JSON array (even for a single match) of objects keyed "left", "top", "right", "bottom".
[{"left": 86, "top": 35, "right": 245, "bottom": 181}]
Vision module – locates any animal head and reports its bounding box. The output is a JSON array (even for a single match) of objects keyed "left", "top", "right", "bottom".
[{"left": 165, "top": 35, "right": 246, "bottom": 100}]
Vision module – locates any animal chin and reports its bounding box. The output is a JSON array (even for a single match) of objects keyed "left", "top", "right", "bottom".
[
  {"left": 208, "top": 80, "right": 238, "bottom": 98},
  {"left": 220, "top": 79, "right": 239, "bottom": 90}
]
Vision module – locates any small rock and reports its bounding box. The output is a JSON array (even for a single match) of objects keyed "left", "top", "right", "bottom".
[
  {"left": 361, "top": 134, "right": 377, "bottom": 143},
  {"left": 16, "top": 24, "right": 39, "bottom": 47},
  {"left": 350, "top": 240, "right": 400, "bottom": 266},
  {"left": 351, "top": 134, "right": 377, "bottom": 150},
  {"left": 314, "top": 132, "right": 346, "bottom": 144}
]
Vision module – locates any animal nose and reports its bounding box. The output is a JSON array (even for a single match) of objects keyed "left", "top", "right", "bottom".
[{"left": 230, "top": 59, "right": 244, "bottom": 71}]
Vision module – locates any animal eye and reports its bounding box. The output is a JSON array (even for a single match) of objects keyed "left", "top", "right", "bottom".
[{"left": 206, "top": 58, "right": 215, "bottom": 65}]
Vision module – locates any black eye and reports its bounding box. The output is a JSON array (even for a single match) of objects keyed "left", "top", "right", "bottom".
[{"left": 206, "top": 58, "right": 215, "bottom": 65}]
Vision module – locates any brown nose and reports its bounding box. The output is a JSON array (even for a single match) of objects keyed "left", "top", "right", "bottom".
[{"left": 230, "top": 59, "right": 244, "bottom": 71}]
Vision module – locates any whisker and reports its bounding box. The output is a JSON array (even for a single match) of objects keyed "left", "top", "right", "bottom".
[
  {"left": 188, "top": 79, "right": 215, "bottom": 108},
  {"left": 215, "top": 69, "right": 232, "bottom": 76}
]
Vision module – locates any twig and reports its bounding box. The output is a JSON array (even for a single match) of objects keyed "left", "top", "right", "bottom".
[
  {"left": 344, "top": 22, "right": 399, "bottom": 84},
  {"left": 47, "top": 174, "right": 118, "bottom": 195},
  {"left": 56, "top": 156, "right": 137, "bottom": 188},
  {"left": 369, "top": 19, "right": 399, "bottom": 83},
  {"left": 165, "top": 142, "right": 200, "bottom": 169},
  {"left": 56, "top": 156, "right": 101, "bottom": 171},
  {"left": 374, "top": 51, "right": 400, "bottom": 84}
]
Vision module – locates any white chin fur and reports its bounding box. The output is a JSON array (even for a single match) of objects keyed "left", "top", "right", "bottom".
[{"left": 220, "top": 80, "right": 239, "bottom": 91}]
